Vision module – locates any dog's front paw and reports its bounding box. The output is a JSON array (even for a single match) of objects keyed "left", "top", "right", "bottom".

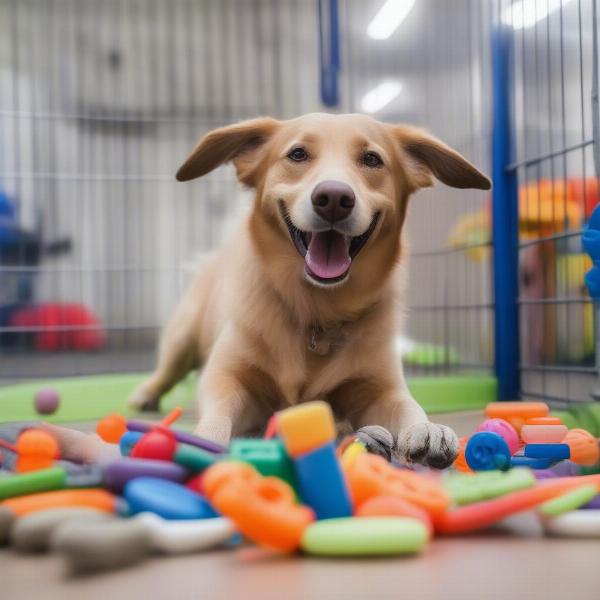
[
  {"left": 397, "top": 422, "right": 458, "bottom": 469},
  {"left": 128, "top": 384, "right": 161, "bottom": 412},
  {"left": 355, "top": 425, "right": 396, "bottom": 461}
]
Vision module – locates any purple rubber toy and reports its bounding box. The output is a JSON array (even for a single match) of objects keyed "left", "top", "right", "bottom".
[
  {"left": 127, "top": 420, "right": 227, "bottom": 454},
  {"left": 34, "top": 388, "right": 60, "bottom": 415}
]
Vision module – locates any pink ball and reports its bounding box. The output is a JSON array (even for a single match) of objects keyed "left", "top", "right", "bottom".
[
  {"left": 34, "top": 388, "right": 60, "bottom": 415},
  {"left": 476, "top": 418, "right": 519, "bottom": 455}
]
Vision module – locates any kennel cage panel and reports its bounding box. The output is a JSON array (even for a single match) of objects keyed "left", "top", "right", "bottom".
[
  {"left": 343, "top": 0, "right": 496, "bottom": 378},
  {"left": 501, "top": 0, "right": 600, "bottom": 405},
  {"left": 0, "top": 0, "right": 496, "bottom": 386}
]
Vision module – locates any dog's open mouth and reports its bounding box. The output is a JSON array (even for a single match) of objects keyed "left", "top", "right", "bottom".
[{"left": 279, "top": 201, "right": 380, "bottom": 285}]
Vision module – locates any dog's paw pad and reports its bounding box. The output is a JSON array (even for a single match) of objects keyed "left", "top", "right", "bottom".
[
  {"left": 398, "top": 422, "right": 458, "bottom": 469},
  {"left": 355, "top": 425, "right": 396, "bottom": 461}
]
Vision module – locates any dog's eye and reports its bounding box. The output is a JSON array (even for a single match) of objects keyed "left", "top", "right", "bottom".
[
  {"left": 362, "top": 151, "right": 383, "bottom": 168},
  {"left": 287, "top": 147, "right": 309, "bottom": 162}
]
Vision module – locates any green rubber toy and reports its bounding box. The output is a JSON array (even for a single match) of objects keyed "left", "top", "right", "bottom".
[
  {"left": 539, "top": 484, "right": 598, "bottom": 517},
  {"left": 229, "top": 439, "right": 297, "bottom": 489},
  {"left": 301, "top": 517, "right": 428, "bottom": 556},
  {"left": 173, "top": 445, "right": 217, "bottom": 472},
  {"left": 444, "top": 468, "right": 536, "bottom": 506},
  {"left": 0, "top": 467, "right": 66, "bottom": 500}
]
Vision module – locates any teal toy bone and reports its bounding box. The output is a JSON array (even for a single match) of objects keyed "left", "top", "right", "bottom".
[{"left": 582, "top": 204, "right": 600, "bottom": 298}]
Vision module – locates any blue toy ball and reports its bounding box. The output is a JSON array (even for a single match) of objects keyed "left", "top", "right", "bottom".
[{"left": 465, "top": 432, "right": 511, "bottom": 471}]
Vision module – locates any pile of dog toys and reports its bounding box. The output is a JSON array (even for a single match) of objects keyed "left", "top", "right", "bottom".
[{"left": 0, "top": 400, "right": 599, "bottom": 572}]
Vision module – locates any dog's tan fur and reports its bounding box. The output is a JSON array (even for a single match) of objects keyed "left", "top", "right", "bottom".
[{"left": 130, "top": 113, "right": 490, "bottom": 467}]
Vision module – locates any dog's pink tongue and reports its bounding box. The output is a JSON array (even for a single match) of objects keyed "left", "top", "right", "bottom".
[{"left": 306, "top": 231, "right": 351, "bottom": 279}]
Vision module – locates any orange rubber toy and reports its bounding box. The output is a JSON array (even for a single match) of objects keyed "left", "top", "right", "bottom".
[
  {"left": 485, "top": 402, "right": 549, "bottom": 433},
  {"left": 356, "top": 495, "right": 433, "bottom": 537},
  {"left": 436, "top": 475, "right": 600, "bottom": 534},
  {"left": 204, "top": 462, "right": 314, "bottom": 552},
  {"left": 344, "top": 454, "right": 449, "bottom": 518},
  {"left": 96, "top": 413, "right": 128, "bottom": 444},
  {"left": 15, "top": 430, "right": 60, "bottom": 473},
  {"left": 563, "top": 429, "right": 600, "bottom": 466},
  {"left": 2, "top": 488, "right": 117, "bottom": 517}
]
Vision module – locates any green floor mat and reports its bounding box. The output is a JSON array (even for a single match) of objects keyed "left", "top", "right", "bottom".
[
  {"left": 0, "top": 372, "right": 496, "bottom": 424},
  {"left": 0, "top": 373, "right": 195, "bottom": 423},
  {"left": 409, "top": 375, "right": 497, "bottom": 413}
]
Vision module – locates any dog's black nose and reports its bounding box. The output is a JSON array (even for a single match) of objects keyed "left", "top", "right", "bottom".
[{"left": 311, "top": 180, "right": 355, "bottom": 223}]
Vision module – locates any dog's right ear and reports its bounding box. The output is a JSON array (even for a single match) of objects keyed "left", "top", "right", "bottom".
[{"left": 176, "top": 117, "right": 280, "bottom": 187}]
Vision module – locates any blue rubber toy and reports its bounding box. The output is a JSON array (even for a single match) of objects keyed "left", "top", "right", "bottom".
[
  {"left": 119, "top": 431, "right": 143, "bottom": 456},
  {"left": 510, "top": 456, "right": 552, "bottom": 469},
  {"left": 124, "top": 477, "right": 218, "bottom": 520},
  {"left": 465, "top": 432, "right": 511, "bottom": 471},
  {"left": 293, "top": 441, "right": 352, "bottom": 520},
  {"left": 524, "top": 443, "right": 570, "bottom": 461},
  {"left": 583, "top": 204, "right": 600, "bottom": 299}
]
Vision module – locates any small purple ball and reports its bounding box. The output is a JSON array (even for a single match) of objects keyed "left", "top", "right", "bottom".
[{"left": 34, "top": 388, "right": 60, "bottom": 415}]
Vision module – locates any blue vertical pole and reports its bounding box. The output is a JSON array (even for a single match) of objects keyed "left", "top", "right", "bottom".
[
  {"left": 317, "top": 0, "right": 340, "bottom": 107},
  {"left": 491, "top": 25, "right": 520, "bottom": 401}
]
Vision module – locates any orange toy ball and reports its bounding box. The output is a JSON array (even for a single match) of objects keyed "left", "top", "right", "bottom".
[
  {"left": 563, "top": 429, "right": 600, "bottom": 466},
  {"left": 15, "top": 429, "right": 59, "bottom": 457},
  {"left": 15, "top": 429, "right": 60, "bottom": 473},
  {"left": 453, "top": 437, "right": 473, "bottom": 473},
  {"left": 96, "top": 413, "right": 128, "bottom": 444}
]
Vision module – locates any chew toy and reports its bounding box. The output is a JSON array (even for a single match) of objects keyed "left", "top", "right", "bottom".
[
  {"left": 34, "top": 388, "right": 60, "bottom": 416},
  {"left": 355, "top": 495, "right": 433, "bottom": 536},
  {"left": 52, "top": 518, "right": 150, "bottom": 572},
  {"left": 436, "top": 475, "right": 600, "bottom": 534},
  {"left": 0, "top": 467, "right": 66, "bottom": 500},
  {"left": 562, "top": 429, "right": 600, "bottom": 466},
  {"left": 11, "top": 507, "right": 112, "bottom": 552},
  {"left": 465, "top": 432, "right": 511, "bottom": 471},
  {"left": 15, "top": 430, "right": 60, "bottom": 473},
  {"left": 540, "top": 509, "right": 600, "bottom": 537},
  {"left": 134, "top": 512, "right": 236, "bottom": 554},
  {"left": 205, "top": 462, "right": 314, "bottom": 552},
  {"left": 485, "top": 402, "right": 549, "bottom": 432},
  {"left": 124, "top": 477, "right": 218, "bottom": 520},
  {"left": 538, "top": 484, "right": 598, "bottom": 517},
  {"left": 2, "top": 488, "right": 117, "bottom": 517},
  {"left": 104, "top": 458, "right": 188, "bottom": 492},
  {"left": 344, "top": 453, "right": 449, "bottom": 518},
  {"left": 524, "top": 444, "right": 570, "bottom": 461},
  {"left": 293, "top": 441, "right": 352, "bottom": 519},
  {"left": 276, "top": 401, "right": 336, "bottom": 457},
  {"left": 301, "top": 517, "right": 428, "bottom": 556}
]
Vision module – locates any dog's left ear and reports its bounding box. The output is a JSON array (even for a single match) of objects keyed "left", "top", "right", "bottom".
[
  {"left": 391, "top": 126, "right": 491, "bottom": 191},
  {"left": 176, "top": 117, "right": 281, "bottom": 186}
]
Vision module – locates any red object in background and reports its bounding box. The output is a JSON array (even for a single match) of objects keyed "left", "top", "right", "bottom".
[{"left": 8, "top": 303, "right": 106, "bottom": 351}]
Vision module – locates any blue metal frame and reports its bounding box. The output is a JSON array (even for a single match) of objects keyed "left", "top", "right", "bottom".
[
  {"left": 491, "top": 25, "right": 520, "bottom": 401},
  {"left": 317, "top": 0, "right": 340, "bottom": 107}
]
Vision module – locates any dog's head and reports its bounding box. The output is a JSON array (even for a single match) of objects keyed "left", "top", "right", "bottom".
[{"left": 177, "top": 113, "right": 490, "bottom": 289}]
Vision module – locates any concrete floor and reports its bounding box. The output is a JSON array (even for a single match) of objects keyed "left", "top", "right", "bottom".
[{"left": 2, "top": 412, "right": 600, "bottom": 600}]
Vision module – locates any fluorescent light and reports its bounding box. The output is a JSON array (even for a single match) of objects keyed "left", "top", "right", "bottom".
[
  {"left": 502, "top": 0, "right": 574, "bottom": 29},
  {"left": 367, "top": 0, "right": 416, "bottom": 40},
  {"left": 361, "top": 81, "right": 402, "bottom": 113}
]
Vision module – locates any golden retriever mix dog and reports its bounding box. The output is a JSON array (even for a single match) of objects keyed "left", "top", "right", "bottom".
[{"left": 129, "top": 113, "right": 490, "bottom": 468}]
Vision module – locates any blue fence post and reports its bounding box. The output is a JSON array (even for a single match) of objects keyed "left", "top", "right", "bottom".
[
  {"left": 491, "top": 25, "right": 520, "bottom": 401},
  {"left": 317, "top": 0, "right": 340, "bottom": 107}
]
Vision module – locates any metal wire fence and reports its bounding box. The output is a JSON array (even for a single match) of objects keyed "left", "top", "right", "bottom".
[
  {"left": 0, "top": 0, "right": 596, "bottom": 407},
  {"left": 501, "top": 0, "right": 599, "bottom": 405}
]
